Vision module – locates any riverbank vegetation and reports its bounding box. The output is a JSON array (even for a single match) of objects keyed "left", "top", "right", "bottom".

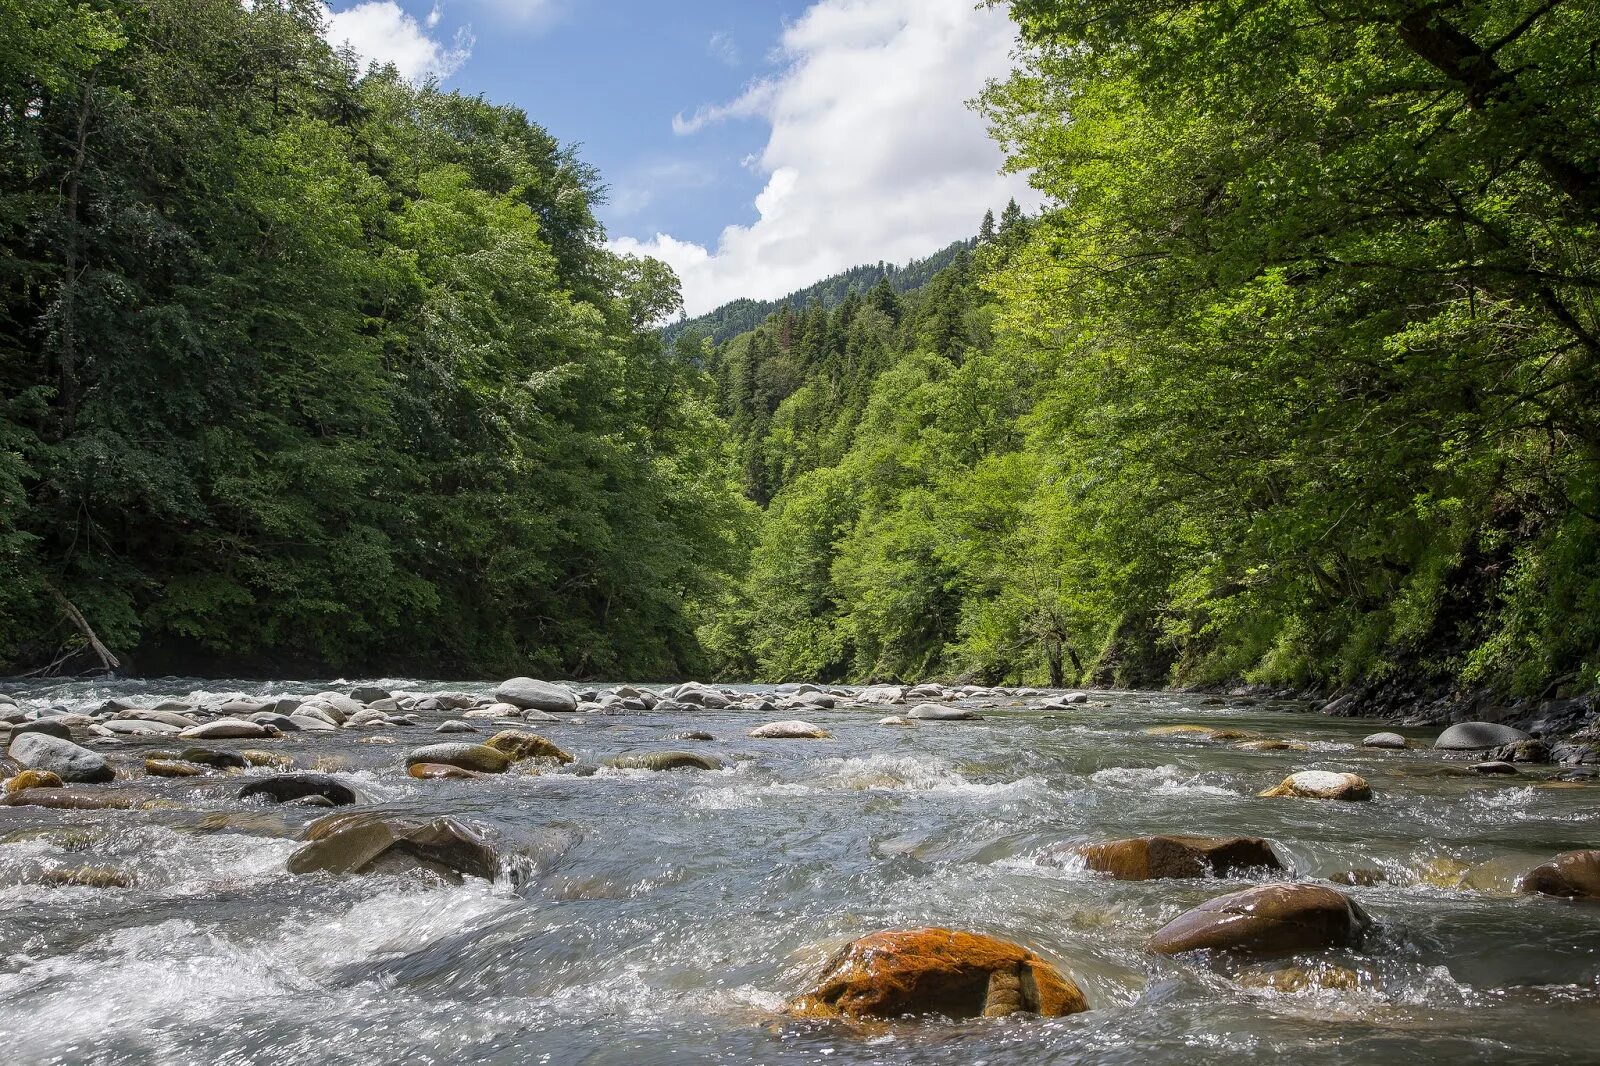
[
  {"left": 4, "top": 0, "right": 1596, "bottom": 700},
  {"left": 701, "top": 0, "right": 1600, "bottom": 699},
  {"left": 0, "top": 0, "right": 748, "bottom": 677}
]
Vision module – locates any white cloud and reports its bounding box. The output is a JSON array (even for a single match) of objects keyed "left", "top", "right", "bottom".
[
  {"left": 324, "top": 1, "right": 472, "bottom": 82},
  {"left": 612, "top": 0, "right": 1040, "bottom": 317},
  {"left": 707, "top": 30, "right": 740, "bottom": 66}
]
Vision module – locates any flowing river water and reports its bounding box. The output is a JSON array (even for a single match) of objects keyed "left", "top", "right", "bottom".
[{"left": 1, "top": 679, "right": 1598, "bottom": 1064}]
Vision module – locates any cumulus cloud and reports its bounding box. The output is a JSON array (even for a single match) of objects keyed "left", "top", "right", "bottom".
[
  {"left": 324, "top": 1, "right": 472, "bottom": 82},
  {"left": 612, "top": 0, "right": 1040, "bottom": 317}
]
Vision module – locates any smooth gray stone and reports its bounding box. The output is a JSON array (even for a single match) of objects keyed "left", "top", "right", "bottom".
[
  {"left": 494, "top": 677, "right": 578, "bottom": 713},
  {"left": 1362, "top": 732, "right": 1407, "bottom": 749},
  {"left": 349, "top": 685, "right": 392, "bottom": 704},
  {"left": 907, "top": 703, "right": 981, "bottom": 721},
  {"left": 10, "top": 719, "right": 72, "bottom": 740},
  {"left": 1435, "top": 722, "right": 1531, "bottom": 750},
  {"left": 7, "top": 732, "right": 114, "bottom": 783}
]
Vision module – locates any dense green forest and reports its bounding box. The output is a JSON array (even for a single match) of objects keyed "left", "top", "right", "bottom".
[
  {"left": 3, "top": 0, "right": 1596, "bottom": 699},
  {"left": 0, "top": 0, "right": 748, "bottom": 677},
  {"left": 661, "top": 237, "right": 976, "bottom": 347},
  {"left": 700, "top": 0, "right": 1600, "bottom": 699}
]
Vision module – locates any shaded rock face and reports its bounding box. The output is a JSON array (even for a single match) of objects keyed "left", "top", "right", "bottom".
[
  {"left": 1518, "top": 850, "right": 1600, "bottom": 899},
  {"left": 404, "top": 743, "right": 512, "bottom": 774},
  {"left": 1435, "top": 722, "right": 1532, "bottom": 751},
  {"left": 1258, "top": 771, "right": 1371, "bottom": 801},
  {"left": 7, "top": 733, "right": 115, "bottom": 784},
  {"left": 787, "top": 928, "right": 1088, "bottom": 1020},
  {"left": 1148, "top": 883, "right": 1370, "bottom": 956},
  {"left": 483, "top": 730, "right": 573, "bottom": 763},
  {"left": 494, "top": 678, "right": 578, "bottom": 713},
  {"left": 602, "top": 751, "right": 722, "bottom": 772},
  {"left": 1071, "top": 835, "right": 1282, "bottom": 881},
  {"left": 239, "top": 774, "right": 362, "bottom": 807}
]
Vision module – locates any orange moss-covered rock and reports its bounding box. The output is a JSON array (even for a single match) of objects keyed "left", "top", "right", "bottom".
[
  {"left": 788, "top": 928, "right": 1088, "bottom": 1019},
  {"left": 1072, "top": 835, "right": 1282, "bottom": 881},
  {"left": 407, "top": 762, "right": 486, "bottom": 781},
  {"left": 4, "top": 769, "right": 64, "bottom": 793}
]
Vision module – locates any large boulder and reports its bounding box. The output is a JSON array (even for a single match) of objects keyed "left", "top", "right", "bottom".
[
  {"left": 494, "top": 678, "right": 578, "bottom": 713},
  {"left": 7, "top": 732, "right": 114, "bottom": 784},
  {"left": 1069, "top": 835, "right": 1281, "bottom": 881},
  {"left": 1518, "top": 850, "right": 1600, "bottom": 899},
  {"left": 749, "top": 720, "right": 831, "bottom": 739},
  {"left": 483, "top": 729, "right": 573, "bottom": 763},
  {"left": 907, "top": 703, "right": 981, "bottom": 721},
  {"left": 404, "top": 743, "right": 512, "bottom": 774},
  {"left": 788, "top": 928, "right": 1087, "bottom": 1019},
  {"left": 1148, "top": 883, "right": 1370, "bottom": 956},
  {"left": 1258, "top": 770, "right": 1371, "bottom": 801},
  {"left": 348, "top": 685, "right": 391, "bottom": 704},
  {"left": 1435, "top": 721, "right": 1531, "bottom": 751}
]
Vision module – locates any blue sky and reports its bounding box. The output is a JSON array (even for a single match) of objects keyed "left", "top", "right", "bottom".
[{"left": 324, "top": 0, "right": 1040, "bottom": 315}]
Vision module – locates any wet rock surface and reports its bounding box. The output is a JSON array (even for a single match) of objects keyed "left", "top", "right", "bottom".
[
  {"left": 1, "top": 677, "right": 1598, "bottom": 1063},
  {"left": 787, "top": 928, "right": 1088, "bottom": 1019},
  {"left": 1148, "top": 883, "right": 1370, "bottom": 956}
]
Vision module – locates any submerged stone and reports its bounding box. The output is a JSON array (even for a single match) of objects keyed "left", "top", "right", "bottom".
[
  {"left": 602, "top": 751, "right": 722, "bottom": 771},
  {"left": 239, "top": 773, "right": 362, "bottom": 807},
  {"left": 749, "top": 720, "right": 831, "bottom": 739},
  {"left": 1148, "top": 882, "right": 1370, "bottom": 957},
  {"left": 404, "top": 743, "right": 512, "bottom": 774},
  {"left": 483, "top": 729, "right": 573, "bottom": 763},
  {"left": 1068, "top": 835, "right": 1282, "bottom": 881},
  {"left": 787, "top": 928, "right": 1088, "bottom": 1019},
  {"left": 1518, "top": 850, "right": 1600, "bottom": 899}
]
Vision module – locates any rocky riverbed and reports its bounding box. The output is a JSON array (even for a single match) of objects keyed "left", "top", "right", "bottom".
[{"left": 2, "top": 677, "right": 1599, "bottom": 1063}]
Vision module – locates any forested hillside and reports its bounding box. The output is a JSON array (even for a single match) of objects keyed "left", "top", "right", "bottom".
[
  {"left": 0, "top": 0, "right": 749, "bottom": 677},
  {"left": 661, "top": 236, "right": 977, "bottom": 347},
  {"left": 703, "top": 0, "right": 1600, "bottom": 701}
]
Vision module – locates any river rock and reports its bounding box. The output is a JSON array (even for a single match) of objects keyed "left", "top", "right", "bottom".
[
  {"left": 437, "top": 720, "right": 476, "bottom": 734},
  {"left": 290, "top": 714, "right": 338, "bottom": 732},
  {"left": 1362, "top": 732, "right": 1407, "bottom": 749},
  {"left": 1492, "top": 739, "right": 1551, "bottom": 763},
  {"left": 483, "top": 729, "right": 573, "bottom": 763},
  {"left": 179, "top": 718, "right": 272, "bottom": 740},
  {"left": 907, "top": 703, "right": 980, "bottom": 721},
  {"left": 1069, "top": 835, "right": 1282, "bottom": 881},
  {"left": 239, "top": 774, "right": 363, "bottom": 807},
  {"left": 294, "top": 703, "right": 344, "bottom": 726},
  {"left": 1435, "top": 721, "right": 1531, "bottom": 751},
  {"left": 170, "top": 747, "right": 249, "bottom": 769},
  {"left": 4, "top": 769, "right": 64, "bottom": 793},
  {"left": 750, "top": 720, "right": 831, "bottom": 739},
  {"left": 10, "top": 719, "right": 72, "bottom": 740},
  {"left": 879, "top": 716, "right": 915, "bottom": 726},
  {"left": 2, "top": 787, "right": 159, "bottom": 810},
  {"left": 404, "top": 743, "right": 512, "bottom": 774},
  {"left": 676, "top": 730, "right": 715, "bottom": 741},
  {"left": 494, "top": 678, "right": 578, "bottom": 713},
  {"left": 787, "top": 928, "right": 1088, "bottom": 1019},
  {"left": 1258, "top": 770, "right": 1371, "bottom": 801},
  {"left": 116, "top": 709, "right": 198, "bottom": 729},
  {"left": 1470, "top": 760, "right": 1519, "bottom": 775},
  {"left": 1518, "top": 850, "right": 1600, "bottom": 898},
  {"left": 144, "top": 758, "right": 205, "bottom": 778},
  {"left": 7, "top": 733, "right": 115, "bottom": 784},
  {"left": 602, "top": 751, "right": 722, "bottom": 771},
  {"left": 99, "top": 719, "right": 184, "bottom": 737},
  {"left": 288, "top": 813, "right": 501, "bottom": 881},
  {"left": 408, "top": 762, "right": 486, "bottom": 780},
  {"left": 1148, "top": 882, "right": 1370, "bottom": 956},
  {"left": 349, "top": 685, "right": 391, "bottom": 704},
  {"left": 858, "top": 685, "right": 906, "bottom": 704}
]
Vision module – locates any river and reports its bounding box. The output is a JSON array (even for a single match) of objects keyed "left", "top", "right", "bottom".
[{"left": 1, "top": 678, "right": 1597, "bottom": 1064}]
